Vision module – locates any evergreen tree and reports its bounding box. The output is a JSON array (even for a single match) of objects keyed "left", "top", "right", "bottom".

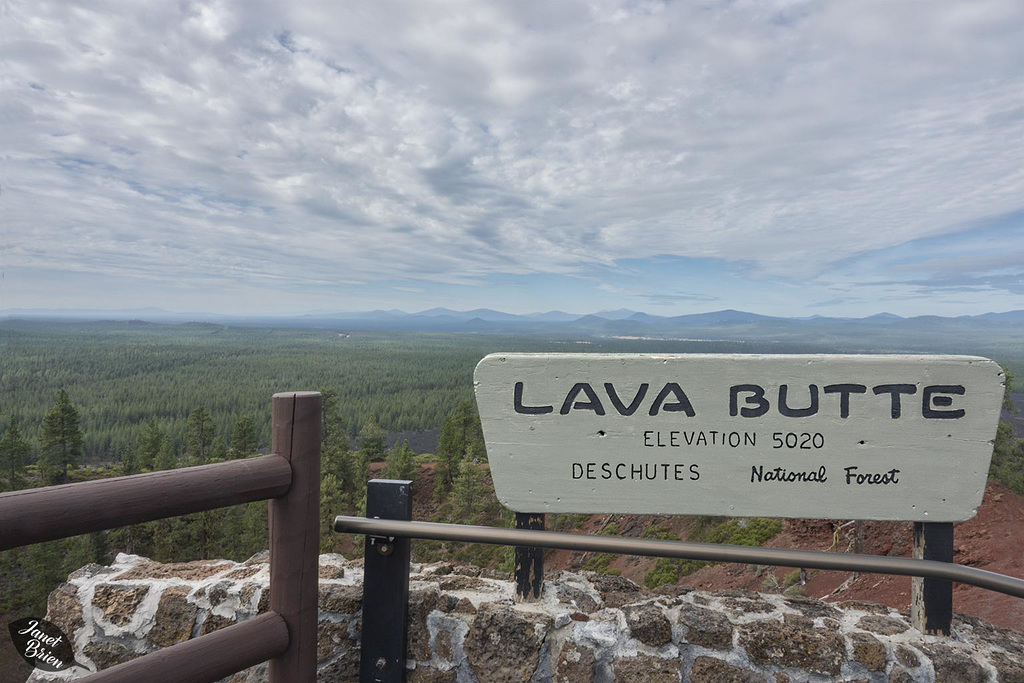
[
  {"left": 358, "top": 415, "right": 386, "bottom": 462},
  {"left": 64, "top": 532, "right": 108, "bottom": 571},
  {"left": 228, "top": 416, "right": 258, "bottom": 459},
  {"left": 1004, "top": 369, "right": 1017, "bottom": 412},
  {"left": 110, "top": 521, "right": 149, "bottom": 557},
  {"left": 991, "top": 370, "right": 1023, "bottom": 494},
  {"left": 434, "top": 399, "right": 485, "bottom": 498},
  {"left": 0, "top": 416, "right": 31, "bottom": 491},
  {"left": 321, "top": 388, "right": 348, "bottom": 449},
  {"left": 138, "top": 419, "right": 164, "bottom": 470},
  {"left": 991, "top": 421, "right": 1024, "bottom": 495},
  {"left": 320, "top": 473, "right": 345, "bottom": 553},
  {"left": 210, "top": 437, "right": 228, "bottom": 463},
  {"left": 154, "top": 438, "right": 177, "bottom": 471},
  {"left": 185, "top": 407, "right": 216, "bottom": 465},
  {"left": 186, "top": 412, "right": 220, "bottom": 554},
  {"left": 321, "top": 388, "right": 355, "bottom": 499},
  {"left": 452, "top": 460, "right": 486, "bottom": 523},
  {"left": 22, "top": 541, "right": 68, "bottom": 611},
  {"left": 39, "top": 390, "right": 84, "bottom": 485},
  {"left": 215, "top": 506, "right": 248, "bottom": 561},
  {"left": 384, "top": 439, "right": 416, "bottom": 481},
  {"left": 240, "top": 501, "right": 269, "bottom": 557},
  {"left": 354, "top": 415, "right": 384, "bottom": 490},
  {"left": 119, "top": 444, "right": 140, "bottom": 476}
]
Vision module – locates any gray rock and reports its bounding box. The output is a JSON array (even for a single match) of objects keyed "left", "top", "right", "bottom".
[
  {"left": 894, "top": 644, "right": 920, "bottom": 669},
  {"left": 555, "top": 583, "right": 600, "bottom": 613},
  {"left": 990, "top": 650, "right": 1024, "bottom": 683},
  {"left": 199, "top": 612, "right": 236, "bottom": 635},
  {"left": 738, "top": 617, "right": 844, "bottom": 676},
  {"left": 849, "top": 631, "right": 887, "bottom": 672},
  {"left": 463, "top": 604, "right": 551, "bottom": 683},
  {"left": 315, "top": 646, "right": 360, "bottom": 683},
  {"left": 689, "top": 656, "right": 768, "bottom": 683},
  {"left": 114, "top": 559, "right": 231, "bottom": 580},
  {"left": 317, "top": 583, "right": 362, "bottom": 614},
  {"left": 612, "top": 654, "right": 679, "bottom": 682},
  {"left": 92, "top": 584, "right": 150, "bottom": 627},
  {"left": 782, "top": 595, "right": 840, "bottom": 620},
  {"left": 888, "top": 669, "right": 915, "bottom": 683},
  {"left": 206, "top": 580, "right": 232, "bottom": 607},
  {"left": 553, "top": 642, "right": 596, "bottom": 683},
  {"left": 68, "top": 563, "right": 117, "bottom": 580},
  {"left": 317, "top": 619, "right": 356, "bottom": 665},
  {"left": 148, "top": 585, "right": 198, "bottom": 647},
  {"left": 719, "top": 595, "right": 777, "bottom": 616},
  {"left": 581, "top": 572, "right": 648, "bottom": 608},
  {"left": 83, "top": 641, "right": 143, "bottom": 670},
  {"left": 46, "top": 583, "right": 84, "bottom": 637},
  {"left": 437, "top": 575, "right": 491, "bottom": 591},
  {"left": 856, "top": 614, "right": 910, "bottom": 635},
  {"left": 653, "top": 584, "right": 695, "bottom": 598},
  {"left": 451, "top": 597, "right": 476, "bottom": 614},
  {"left": 623, "top": 603, "right": 672, "bottom": 647},
  {"left": 406, "top": 587, "right": 441, "bottom": 661},
  {"left": 407, "top": 668, "right": 457, "bottom": 682},
  {"left": 954, "top": 613, "right": 1024, "bottom": 654},
  {"left": 921, "top": 643, "right": 987, "bottom": 683},
  {"left": 675, "top": 602, "right": 733, "bottom": 650},
  {"left": 432, "top": 622, "right": 458, "bottom": 663},
  {"left": 837, "top": 600, "right": 892, "bottom": 615},
  {"left": 223, "top": 564, "right": 263, "bottom": 580}
]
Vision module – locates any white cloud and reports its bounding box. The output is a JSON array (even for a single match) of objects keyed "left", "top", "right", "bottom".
[{"left": 1, "top": 0, "right": 1022, "bottom": 312}]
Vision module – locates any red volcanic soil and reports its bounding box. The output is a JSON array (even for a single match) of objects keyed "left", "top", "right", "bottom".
[
  {"left": 390, "top": 462, "right": 1023, "bottom": 631},
  {"left": 545, "top": 480, "right": 1024, "bottom": 632},
  {"left": 337, "top": 463, "right": 1024, "bottom": 631}
]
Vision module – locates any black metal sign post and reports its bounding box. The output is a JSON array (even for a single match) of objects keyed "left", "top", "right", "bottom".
[
  {"left": 359, "top": 479, "right": 413, "bottom": 682},
  {"left": 514, "top": 512, "right": 544, "bottom": 601},
  {"left": 911, "top": 521, "right": 954, "bottom": 636}
]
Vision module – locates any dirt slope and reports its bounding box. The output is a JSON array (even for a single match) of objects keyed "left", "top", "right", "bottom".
[
  {"left": 543, "top": 480, "right": 1024, "bottom": 632},
  {"left": 358, "top": 463, "right": 1024, "bottom": 631}
]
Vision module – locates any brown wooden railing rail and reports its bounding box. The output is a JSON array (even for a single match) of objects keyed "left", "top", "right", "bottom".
[{"left": 0, "top": 391, "right": 322, "bottom": 683}]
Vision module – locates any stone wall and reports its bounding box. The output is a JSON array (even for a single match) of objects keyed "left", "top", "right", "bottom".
[{"left": 27, "top": 552, "right": 1024, "bottom": 682}]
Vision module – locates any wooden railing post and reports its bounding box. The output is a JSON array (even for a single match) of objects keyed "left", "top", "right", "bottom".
[
  {"left": 911, "top": 521, "right": 954, "bottom": 636},
  {"left": 269, "top": 391, "right": 322, "bottom": 683}
]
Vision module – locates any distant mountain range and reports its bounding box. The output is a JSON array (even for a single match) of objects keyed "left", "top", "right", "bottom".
[{"left": 3, "top": 305, "right": 1024, "bottom": 331}]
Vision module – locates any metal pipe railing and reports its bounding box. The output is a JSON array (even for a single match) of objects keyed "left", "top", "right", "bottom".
[{"left": 334, "top": 515, "right": 1024, "bottom": 600}]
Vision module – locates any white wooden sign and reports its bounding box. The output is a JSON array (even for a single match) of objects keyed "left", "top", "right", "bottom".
[{"left": 474, "top": 354, "right": 1005, "bottom": 521}]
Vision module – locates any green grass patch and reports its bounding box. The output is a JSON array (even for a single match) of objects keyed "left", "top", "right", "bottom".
[{"left": 643, "top": 516, "right": 783, "bottom": 589}]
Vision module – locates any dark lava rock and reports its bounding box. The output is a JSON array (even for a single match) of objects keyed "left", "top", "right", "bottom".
[
  {"left": 675, "top": 602, "right": 734, "bottom": 650},
  {"left": 553, "top": 642, "right": 596, "bottom": 683},
  {"left": 612, "top": 654, "right": 679, "bottom": 682},
  {"left": 738, "top": 618, "right": 844, "bottom": 676},
  {"left": 463, "top": 604, "right": 552, "bottom": 683},
  {"left": 850, "top": 631, "right": 887, "bottom": 672},
  {"left": 921, "top": 643, "right": 988, "bottom": 683},
  {"left": 622, "top": 603, "right": 672, "bottom": 647},
  {"left": 689, "top": 656, "right": 767, "bottom": 683},
  {"left": 855, "top": 614, "right": 910, "bottom": 635}
]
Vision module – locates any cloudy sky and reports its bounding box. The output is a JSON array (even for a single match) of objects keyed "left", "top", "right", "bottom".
[{"left": 1, "top": 1, "right": 1022, "bottom": 318}]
